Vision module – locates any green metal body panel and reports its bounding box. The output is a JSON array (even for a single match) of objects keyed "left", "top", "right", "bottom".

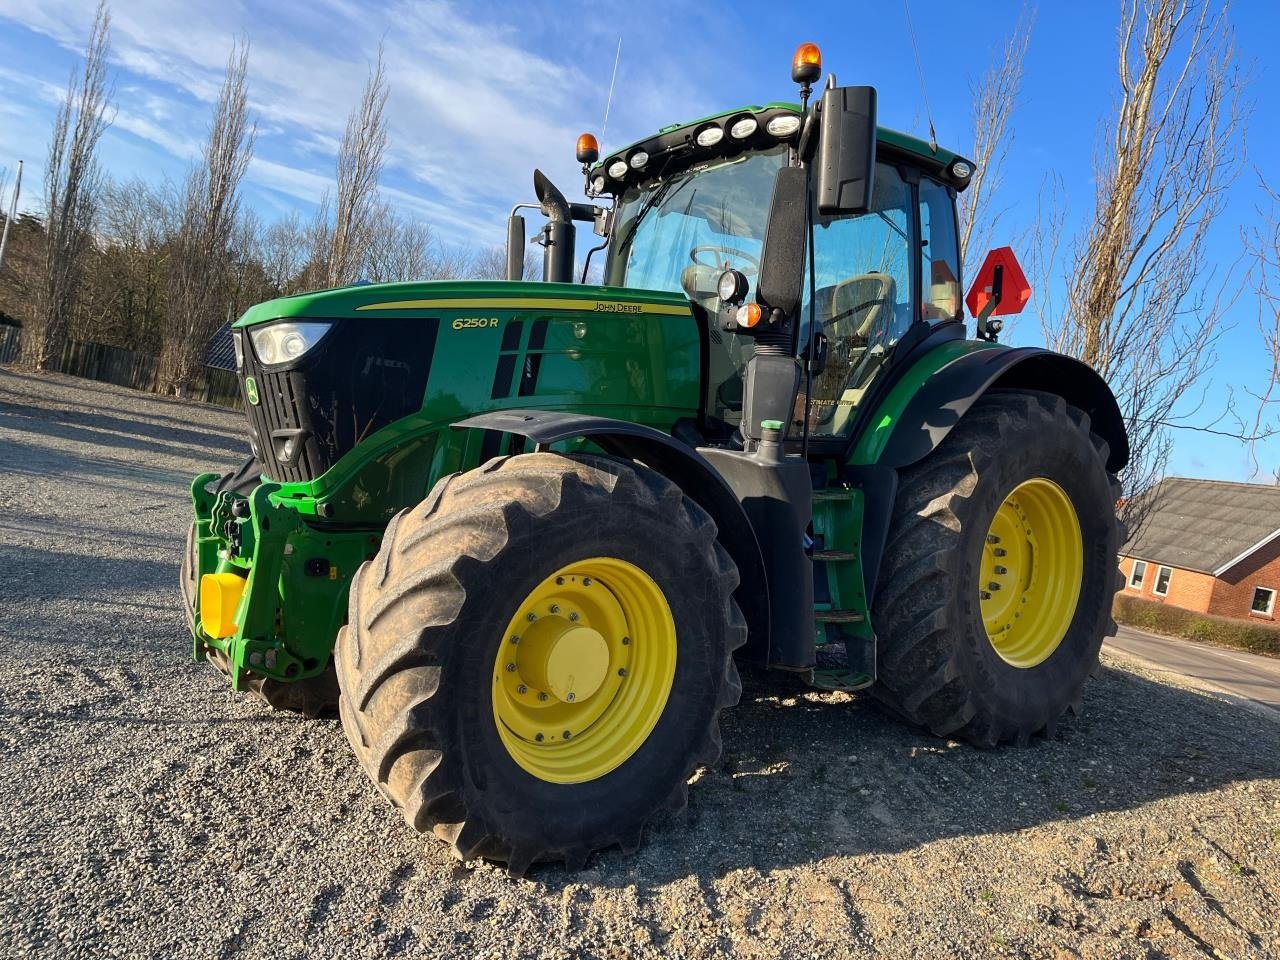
[{"left": 191, "top": 283, "right": 703, "bottom": 688}]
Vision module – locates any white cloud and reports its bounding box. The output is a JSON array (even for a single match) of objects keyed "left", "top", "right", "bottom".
[{"left": 0, "top": 0, "right": 717, "bottom": 244}]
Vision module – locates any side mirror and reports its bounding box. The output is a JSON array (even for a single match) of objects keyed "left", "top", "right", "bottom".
[
  {"left": 506, "top": 214, "right": 526, "bottom": 281},
  {"left": 815, "top": 85, "right": 877, "bottom": 215},
  {"left": 755, "top": 166, "right": 808, "bottom": 319}
]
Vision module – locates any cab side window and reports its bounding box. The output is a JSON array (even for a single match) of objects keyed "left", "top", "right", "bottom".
[
  {"left": 918, "top": 177, "right": 962, "bottom": 322},
  {"left": 800, "top": 163, "right": 913, "bottom": 436}
]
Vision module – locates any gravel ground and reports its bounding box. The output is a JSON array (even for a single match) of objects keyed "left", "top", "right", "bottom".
[{"left": 2, "top": 367, "right": 1278, "bottom": 960}]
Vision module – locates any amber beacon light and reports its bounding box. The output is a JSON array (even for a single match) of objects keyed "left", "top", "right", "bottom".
[
  {"left": 791, "top": 42, "right": 822, "bottom": 84},
  {"left": 576, "top": 133, "right": 600, "bottom": 165}
]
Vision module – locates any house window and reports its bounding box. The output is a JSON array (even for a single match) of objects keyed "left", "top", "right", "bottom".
[
  {"left": 1153, "top": 565, "right": 1173, "bottom": 596},
  {"left": 1128, "top": 560, "right": 1147, "bottom": 589},
  {"left": 1251, "top": 586, "right": 1276, "bottom": 617}
]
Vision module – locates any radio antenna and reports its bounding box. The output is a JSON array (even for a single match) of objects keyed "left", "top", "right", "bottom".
[
  {"left": 901, "top": 0, "right": 938, "bottom": 152},
  {"left": 601, "top": 37, "right": 622, "bottom": 146}
]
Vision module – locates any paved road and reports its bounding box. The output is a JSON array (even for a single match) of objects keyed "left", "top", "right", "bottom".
[{"left": 1105, "top": 624, "right": 1280, "bottom": 712}]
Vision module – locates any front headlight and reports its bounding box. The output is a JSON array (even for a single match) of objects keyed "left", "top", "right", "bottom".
[
  {"left": 249, "top": 321, "right": 333, "bottom": 365},
  {"left": 232, "top": 330, "right": 244, "bottom": 370}
]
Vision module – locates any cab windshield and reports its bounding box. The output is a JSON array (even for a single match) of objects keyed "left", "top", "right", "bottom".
[{"left": 605, "top": 146, "right": 788, "bottom": 424}]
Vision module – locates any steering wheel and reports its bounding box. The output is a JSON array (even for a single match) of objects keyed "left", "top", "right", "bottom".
[{"left": 690, "top": 245, "right": 761, "bottom": 276}]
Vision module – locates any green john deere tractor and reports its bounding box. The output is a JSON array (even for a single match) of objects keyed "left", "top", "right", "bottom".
[{"left": 182, "top": 43, "right": 1127, "bottom": 872}]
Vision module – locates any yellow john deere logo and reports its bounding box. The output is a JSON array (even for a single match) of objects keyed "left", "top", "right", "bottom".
[{"left": 244, "top": 376, "right": 259, "bottom": 405}]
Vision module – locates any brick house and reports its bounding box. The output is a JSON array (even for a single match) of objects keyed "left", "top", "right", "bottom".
[{"left": 1119, "top": 477, "right": 1280, "bottom": 621}]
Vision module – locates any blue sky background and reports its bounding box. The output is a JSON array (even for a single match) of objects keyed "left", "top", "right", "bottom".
[{"left": 0, "top": 0, "right": 1277, "bottom": 481}]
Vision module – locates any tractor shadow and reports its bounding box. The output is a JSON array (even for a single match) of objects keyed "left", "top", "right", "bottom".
[{"left": 533, "top": 662, "right": 1280, "bottom": 888}]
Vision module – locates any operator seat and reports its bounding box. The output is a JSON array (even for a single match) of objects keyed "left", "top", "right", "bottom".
[{"left": 805, "top": 272, "right": 897, "bottom": 435}]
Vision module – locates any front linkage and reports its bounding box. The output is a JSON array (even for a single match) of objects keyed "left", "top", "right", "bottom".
[{"left": 187, "top": 472, "right": 375, "bottom": 707}]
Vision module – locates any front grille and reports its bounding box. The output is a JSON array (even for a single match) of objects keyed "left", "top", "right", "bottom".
[{"left": 238, "top": 316, "right": 440, "bottom": 483}]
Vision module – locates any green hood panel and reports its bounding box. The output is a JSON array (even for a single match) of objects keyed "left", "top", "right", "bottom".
[{"left": 234, "top": 281, "right": 692, "bottom": 328}]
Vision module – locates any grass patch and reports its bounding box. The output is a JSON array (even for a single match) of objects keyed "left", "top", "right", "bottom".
[{"left": 1113, "top": 594, "right": 1280, "bottom": 658}]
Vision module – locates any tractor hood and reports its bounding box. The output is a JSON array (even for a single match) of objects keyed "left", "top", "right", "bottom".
[{"left": 231, "top": 280, "right": 701, "bottom": 496}]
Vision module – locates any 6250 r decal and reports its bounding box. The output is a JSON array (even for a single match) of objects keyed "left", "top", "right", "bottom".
[{"left": 452, "top": 317, "right": 500, "bottom": 330}]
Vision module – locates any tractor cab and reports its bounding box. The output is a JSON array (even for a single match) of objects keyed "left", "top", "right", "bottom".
[{"left": 510, "top": 44, "right": 981, "bottom": 458}]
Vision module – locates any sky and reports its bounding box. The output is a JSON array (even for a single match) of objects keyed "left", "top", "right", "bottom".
[{"left": 0, "top": 0, "right": 1277, "bottom": 481}]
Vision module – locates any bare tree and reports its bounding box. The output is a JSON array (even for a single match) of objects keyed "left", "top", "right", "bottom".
[
  {"left": 364, "top": 204, "right": 433, "bottom": 282},
  {"left": 324, "top": 47, "right": 389, "bottom": 288},
  {"left": 158, "top": 40, "right": 255, "bottom": 395},
  {"left": 958, "top": 4, "right": 1035, "bottom": 274},
  {"left": 23, "top": 1, "right": 113, "bottom": 370},
  {"left": 1246, "top": 178, "right": 1280, "bottom": 478},
  {"left": 260, "top": 211, "right": 309, "bottom": 293},
  {"left": 1036, "top": 0, "right": 1248, "bottom": 529},
  {"left": 80, "top": 176, "right": 174, "bottom": 349}
]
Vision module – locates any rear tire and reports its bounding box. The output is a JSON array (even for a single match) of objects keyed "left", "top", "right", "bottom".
[
  {"left": 335, "top": 453, "right": 745, "bottom": 873},
  {"left": 872, "top": 389, "right": 1122, "bottom": 746}
]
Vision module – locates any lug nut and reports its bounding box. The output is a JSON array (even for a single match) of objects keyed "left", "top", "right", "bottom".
[
  {"left": 509, "top": 635, "right": 520, "bottom": 644},
  {"left": 987, "top": 534, "right": 1001, "bottom": 544},
  {"left": 563, "top": 730, "right": 572, "bottom": 740},
  {"left": 556, "top": 577, "right": 565, "bottom": 585},
  {"left": 565, "top": 692, "right": 575, "bottom": 702},
  {"left": 568, "top": 612, "right": 580, "bottom": 622},
  {"left": 549, "top": 604, "right": 560, "bottom": 614},
  {"left": 621, "top": 636, "right": 631, "bottom": 646},
  {"left": 988, "top": 582, "right": 1001, "bottom": 592},
  {"left": 535, "top": 733, "right": 544, "bottom": 742},
  {"left": 505, "top": 662, "right": 516, "bottom": 672},
  {"left": 994, "top": 547, "right": 1007, "bottom": 557},
  {"left": 618, "top": 668, "right": 628, "bottom": 677},
  {"left": 980, "top": 590, "right": 992, "bottom": 600},
  {"left": 582, "top": 578, "right": 592, "bottom": 587},
  {"left": 517, "top": 684, "right": 527, "bottom": 694},
  {"left": 526, "top": 613, "right": 537, "bottom": 622},
  {"left": 538, "top": 692, "right": 549, "bottom": 702},
  {"left": 994, "top": 566, "right": 1007, "bottom": 575}
]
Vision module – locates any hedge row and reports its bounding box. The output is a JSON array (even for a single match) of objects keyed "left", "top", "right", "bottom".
[{"left": 1112, "top": 593, "right": 1280, "bottom": 658}]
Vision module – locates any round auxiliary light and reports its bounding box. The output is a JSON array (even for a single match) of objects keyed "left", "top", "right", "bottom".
[
  {"left": 766, "top": 114, "right": 802, "bottom": 138},
  {"left": 717, "top": 268, "right": 748, "bottom": 304},
  {"left": 695, "top": 124, "right": 724, "bottom": 148},
  {"left": 629, "top": 150, "right": 649, "bottom": 170},
  {"left": 951, "top": 160, "right": 973, "bottom": 180},
  {"left": 576, "top": 132, "right": 599, "bottom": 164},
  {"left": 607, "top": 159, "right": 628, "bottom": 179},
  {"left": 791, "top": 42, "right": 822, "bottom": 84},
  {"left": 729, "top": 116, "right": 758, "bottom": 139},
  {"left": 591, "top": 174, "right": 606, "bottom": 194}
]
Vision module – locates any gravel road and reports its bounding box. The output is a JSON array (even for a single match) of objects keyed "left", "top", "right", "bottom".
[{"left": 2, "top": 367, "right": 1278, "bottom": 960}]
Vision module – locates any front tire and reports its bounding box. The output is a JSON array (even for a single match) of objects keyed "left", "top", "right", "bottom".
[
  {"left": 872, "top": 389, "right": 1122, "bottom": 746},
  {"left": 335, "top": 453, "right": 745, "bottom": 873}
]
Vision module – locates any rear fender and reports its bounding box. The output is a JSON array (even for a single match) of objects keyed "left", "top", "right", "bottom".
[
  {"left": 452, "top": 411, "right": 772, "bottom": 664},
  {"left": 851, "top": 344, "right": 1128, "bottom": 606}
]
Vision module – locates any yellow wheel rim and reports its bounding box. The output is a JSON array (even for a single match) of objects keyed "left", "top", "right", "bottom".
[
  {"left": 979, "top": 478, "right": 1083, "bottom": 669},
  {"left": 491, "top": 557, "right": 677, "bottom": 784}
]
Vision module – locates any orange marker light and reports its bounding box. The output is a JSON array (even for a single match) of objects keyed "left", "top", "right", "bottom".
[
  {"left": 576, "top": 133, "right": 600, "bottom": 164},
  {"left": 791, "top": 42, "right": 822, "bottom": 85},
  {"left": 738, "top": 303, "right": 764, "bottom": 328}
]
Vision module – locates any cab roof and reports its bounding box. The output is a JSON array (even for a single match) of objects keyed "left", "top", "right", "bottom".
[{"left": 595, "top": 102, "right": 970, "bottom": 192}]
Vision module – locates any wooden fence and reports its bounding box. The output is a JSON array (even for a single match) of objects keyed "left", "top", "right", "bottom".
[{"left": 0, "top": 326, "right": 242, "bottom": 410}]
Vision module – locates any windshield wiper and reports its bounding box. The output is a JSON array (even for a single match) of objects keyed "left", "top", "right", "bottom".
[{"left": 613, "top": 173, "right": 696, "bottom": 258}]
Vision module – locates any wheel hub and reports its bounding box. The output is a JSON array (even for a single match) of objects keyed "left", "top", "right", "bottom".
[{"left": 515, "top": 616, "right": 609, "bottom": 703}]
